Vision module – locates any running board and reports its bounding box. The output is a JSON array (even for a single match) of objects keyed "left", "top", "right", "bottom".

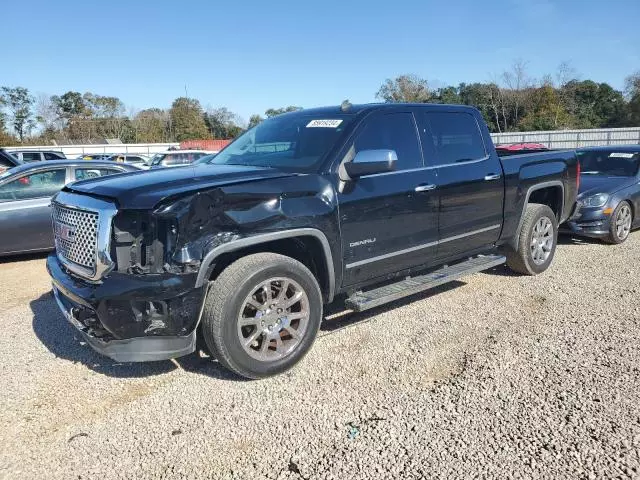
[{"left": 345, "top": 254, "right": 506, "bottom": 312}]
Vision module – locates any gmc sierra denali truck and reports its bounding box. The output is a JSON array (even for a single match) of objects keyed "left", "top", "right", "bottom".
[{"left": 47, "top": 103, "right": 579, "bottom": 379}]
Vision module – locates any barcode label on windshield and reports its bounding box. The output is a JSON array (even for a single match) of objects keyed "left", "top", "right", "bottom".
[
  {"left": 609, "top": 152, "right": 635, "bottom": 158},
  {"left": 306, "top": 119, "right": 343, "bottom": 128}
]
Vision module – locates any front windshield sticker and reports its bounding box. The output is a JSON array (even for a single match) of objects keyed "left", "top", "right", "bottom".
[
  {"left": 306, "top": 119, "right": 343, "bottom": 128},
  {"left": 609, "top": 152, "right": 635, "bottom": 158}
]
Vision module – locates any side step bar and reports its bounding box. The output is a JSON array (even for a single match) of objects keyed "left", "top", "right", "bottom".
[{"left": 345, "top": 254, "right": 506, "bottom": 312}]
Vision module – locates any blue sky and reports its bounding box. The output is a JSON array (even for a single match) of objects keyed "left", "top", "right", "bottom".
[{"left": 3, "top": 0, "right": 639, "bottom": 123}]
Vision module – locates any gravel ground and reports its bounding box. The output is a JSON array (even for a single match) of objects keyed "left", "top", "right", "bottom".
[{"left": 1, "top": 234, "right": 639, "bottom": 480}]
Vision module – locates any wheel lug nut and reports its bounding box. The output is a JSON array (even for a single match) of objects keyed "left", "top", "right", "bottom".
[{"left": 277, "top": 308, "right": 283, "bottom": 314}]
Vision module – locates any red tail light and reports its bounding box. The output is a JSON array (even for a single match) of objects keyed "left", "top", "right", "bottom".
[{"left": 576, "top": 158, "right": 581, "bottom": 191}]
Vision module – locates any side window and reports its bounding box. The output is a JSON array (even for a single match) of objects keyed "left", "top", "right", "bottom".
[
  {"left": 44, "top": 152, "right": 63, "bottom": 160},
  {"left": 74, "top": 168, "right": 118, "bottom": 181},
  {"left": 418, "top": 112, "right": 487, "bottom": 166},
  {"left": 0, "top": 169, "right": 66, "bottom": 201},
  {"left": 354, "top": 113, "right": 421, "bottom": 171},
  {"left": 22, "top": 152, "right": 42, "bottom": 162}
]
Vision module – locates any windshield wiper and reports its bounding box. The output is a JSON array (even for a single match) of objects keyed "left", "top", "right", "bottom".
[{"left": 581, "top": 171, "right": 600, "bottom": 175}]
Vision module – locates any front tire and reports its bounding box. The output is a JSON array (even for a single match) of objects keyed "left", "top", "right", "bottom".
[
  {"left": 606, "top": 201, "right": 632, "bottom": 244},
  {"left": 506, "top": 203, "right": 558, "bottom": 275},
  {"left": 201, "top": 253, "right": 322, "bottom": 379}
]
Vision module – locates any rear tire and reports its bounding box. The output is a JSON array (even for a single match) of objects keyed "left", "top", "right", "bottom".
[
  {"left": 200, "top": 253, "right": 322, "bottom": 379},
  {"left": 605, "top": 201, "right": 632, "bottom": 244},
  {"left": 506, "top": 203, "right": 558, "bottom": 275}
]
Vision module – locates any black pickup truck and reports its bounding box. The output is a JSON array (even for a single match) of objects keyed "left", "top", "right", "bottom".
[{"left": 47, "top": 103, "right": 579, "bottom": 379}]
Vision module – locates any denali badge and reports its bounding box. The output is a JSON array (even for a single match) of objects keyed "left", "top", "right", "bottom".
[
  {"left": 57, "top": 223, "right": 76, "bottom": 243},
  {"left": 349, "top": 238, "right": 376, "bottom": 248}
]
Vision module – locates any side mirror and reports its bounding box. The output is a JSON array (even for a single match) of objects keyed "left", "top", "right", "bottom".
[{"left": 343, "top": 149, "right": 397, "bottom": 179}]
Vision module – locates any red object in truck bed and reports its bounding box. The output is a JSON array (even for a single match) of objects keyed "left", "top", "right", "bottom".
[{"left": 179, "top": 139, "right": 232, "bottom": 151}]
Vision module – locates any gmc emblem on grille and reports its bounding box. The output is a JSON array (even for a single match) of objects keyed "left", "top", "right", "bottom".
[{"left": 57, "top": 223, "right": 76, "bottom": 243}]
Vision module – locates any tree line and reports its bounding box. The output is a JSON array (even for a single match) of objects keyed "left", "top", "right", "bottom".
[
  {"left": 377, "top": 63, "right": 640, "bottom": 133},
  {"left": 1, "top": 62, "right": 639, "bottom": 146}
]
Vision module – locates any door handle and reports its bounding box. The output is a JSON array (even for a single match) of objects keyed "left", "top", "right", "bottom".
[
  {"left": 415, "top": 184, "right": 436, "bottom": 192},
  {"left": 484, "top": 174, "right": 501, "bottom": 181}
]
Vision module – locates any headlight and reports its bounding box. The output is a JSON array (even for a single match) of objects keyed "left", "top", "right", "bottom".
[{"left": 581, "top": 193, "right": 609, "bottom": 208}]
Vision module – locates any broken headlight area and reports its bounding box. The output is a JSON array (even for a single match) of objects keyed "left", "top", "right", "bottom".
[{"left": 111, "top": 210, "right": 178, "bottom": 274}]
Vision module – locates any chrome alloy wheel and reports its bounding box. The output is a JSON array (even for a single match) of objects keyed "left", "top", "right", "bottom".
[
  {"left": 615, "top": 204, "right": 632, "bottom": 241},
  {"left": 237, "top": 277, "right": 310, "bottom": 361},
  {"left": 530, "top": 216, "right": 554, "bottom": 265}
]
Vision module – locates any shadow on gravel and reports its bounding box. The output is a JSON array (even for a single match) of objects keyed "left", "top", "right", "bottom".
[
  {"left": 557, "top": 233, "right": 604, "bottom": 246},
  {"left": 30, "top": 292, "right": 244, "bottom": 381},
  {"left": 481, "top": 263, "right": 521, "bottom": 277},
  {"left": 0, "top": 251, "right": 49, "bottom": 264},
  {"left": 319, "top": 280, "right": 466, "bottom": 337}
]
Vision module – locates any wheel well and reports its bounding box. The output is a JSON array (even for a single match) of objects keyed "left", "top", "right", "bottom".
[
  {"left": 528, "top": 186, "right": 563, "bottom": 220},
  {"left": 207, "top": 236, "right": 331, "bottom": 302}
]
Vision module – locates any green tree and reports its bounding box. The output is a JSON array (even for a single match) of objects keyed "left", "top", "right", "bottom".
[
  {"left": 625, "top": 72, "right": 640, "bottom": 126},
  {"left": 519, "top": 84, "right": 573, "bottom": 131},
  {"left": 204, "top": 107, "right": 244, "bottom": 139},
  {"left": 169, "top": 97, "right": 209, "bottom": 141},
  {"left": 133, "top": 108, "right": 169, "bottom": 142},
  {"left": 562, "top": 80, "right": 627, "bottom": 128},
  {"left": 248, "top": 114, "right": 264, "bottom": 128},
  {"left": 52, "top": 91, "right": 87, "bottom": 119},
  {"left": 1, "top": 87, "right": 35, "bottom": 142},
  {"left": 264, "top": 106, "right": 302, "bottom": 118},
  {"left": 376, "top": 74, "right": 431, "bottom": 103},
  {"left": 432, "top": 86, "right": 461, "bottom": 104}
]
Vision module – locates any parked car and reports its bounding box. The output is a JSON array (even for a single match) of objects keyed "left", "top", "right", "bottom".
[
  {"left": 148, "top": 150, "right": 218, "bottom": 168},
  {"left": 0, "top": 160, "right": 140, "bottom": 256},
  {"left": 0, "top": 149, "right": 22, "bottom": 174},
  {"left": 106, "top": 154, "right": 151, "bottom": 169},
  {"left": 77, "top": 154, "right": 114, "bottom": 161},
  {"left": 48, "top": 103, "right": 579, "bottom": 378},
  {"left": 563, "top": 145, "right": 640, "bottom": 244},
  {"left": 8, "top": 150, "right": 67, "bottom": 162}
]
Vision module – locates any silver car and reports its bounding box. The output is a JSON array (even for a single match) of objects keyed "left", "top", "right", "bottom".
[{"left": 0, "top": 160, "right": 140, "bottom": 256}]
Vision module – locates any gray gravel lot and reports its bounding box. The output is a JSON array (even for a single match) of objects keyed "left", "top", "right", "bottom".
[{"left": 1, "top": 235, "right": 639, "bottom": 479}]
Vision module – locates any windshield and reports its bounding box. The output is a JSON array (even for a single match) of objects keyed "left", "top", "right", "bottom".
[
  {"left": 578, "top": 150, "right": 640, "bottom": 177},
  {"left": 210, "top": 113, "right": 353, "bottom": 172},
  {"left": 194, "top": 153, "right": 218, "bottom": 165}
]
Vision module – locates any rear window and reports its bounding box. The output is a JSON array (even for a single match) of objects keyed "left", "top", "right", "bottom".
[
  {"left": 22, "top": 152, "right": 42, "bottom": 162},
  {"left": 417, "top": 112, "right": 487, "bottom": 166}
]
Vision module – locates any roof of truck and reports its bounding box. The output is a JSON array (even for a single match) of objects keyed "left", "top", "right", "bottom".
[{"left": 281, "top": 103, "right": 479, "bottom": 117}]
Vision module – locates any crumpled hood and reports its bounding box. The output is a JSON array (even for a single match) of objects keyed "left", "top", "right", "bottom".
[
  {"left": 578, "top": 174, "right": 634, "bottom": 199},
  {"left": 64, "top": 164, "right": 296, "bottom": 209}
]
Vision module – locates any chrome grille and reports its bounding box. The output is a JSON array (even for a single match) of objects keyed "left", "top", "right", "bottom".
[{"left": 52, "top": 203, "right": 99, "bottom": 271}]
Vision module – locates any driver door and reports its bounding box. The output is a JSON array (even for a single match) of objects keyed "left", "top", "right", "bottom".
[{"left": 337, "top": 111, "right": 440, "bottom": 286}]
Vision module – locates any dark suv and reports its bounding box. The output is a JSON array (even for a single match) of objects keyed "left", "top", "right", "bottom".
[{"left": 47, "top": 103, "right": 579, "bottom": 379}]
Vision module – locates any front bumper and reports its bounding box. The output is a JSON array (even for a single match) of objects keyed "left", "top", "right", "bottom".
[
  {"left": 561, "top": 206, "right": 611, "bottom": 238},
  {"left": 47, "top": 253, "right": 206, "bottom": 362}
]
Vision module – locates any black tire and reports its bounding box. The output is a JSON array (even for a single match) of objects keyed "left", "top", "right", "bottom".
[
  {"left": 605, "top": 201, "right": 633, "bottom": 244},
  {"left": 506, "top": 203, "right": 558, "bottom": 275},
  {"left": 200, "top": 252, "right": 322, "bottom": 379}
]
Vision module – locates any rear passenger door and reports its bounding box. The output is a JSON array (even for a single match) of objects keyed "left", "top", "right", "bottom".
[
  {"left": 337, "top": 111, "right": 440, "bottom": 286},
  {"left": 416, "top": 110, "right": 504, "bottom": 261}
]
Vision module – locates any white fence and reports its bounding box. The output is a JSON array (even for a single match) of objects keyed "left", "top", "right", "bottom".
[
  {"left": 4, "top": 143, "right": 179, "bottom": 158},
  {"left": 491, "top": 127, "right": 640, "bottom": 149}
]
